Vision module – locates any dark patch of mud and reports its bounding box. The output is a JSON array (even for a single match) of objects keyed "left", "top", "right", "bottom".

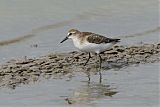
[{"left": 0, "top": 43, "right": 159, "bottom": 89}]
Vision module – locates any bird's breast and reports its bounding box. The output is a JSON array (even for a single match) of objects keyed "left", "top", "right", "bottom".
[
  {"left": 72, "top": 38, "right": 115, "bottom": 53},
  {"left": 72, "top": 38, "right": 82, "bottom": 49}
]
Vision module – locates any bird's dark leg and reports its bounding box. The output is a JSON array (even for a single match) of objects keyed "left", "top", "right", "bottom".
[
  {"left": 98, "top": 54, "right": 102, "bottom": 69},
  {"left": 98, "top": 54, "right": 102, "bottom": 83},
  {"left": 84, "top": 53, "right": 91, "bottom": 66}
]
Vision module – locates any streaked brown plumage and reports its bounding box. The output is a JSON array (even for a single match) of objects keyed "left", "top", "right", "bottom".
[{"left": 85, "top": 32, "right": 120, "bottom": 44}]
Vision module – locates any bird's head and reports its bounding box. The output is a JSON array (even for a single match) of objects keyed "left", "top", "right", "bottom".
[{"left": 60, "top": 29, "right": 81, "bottom": 43}]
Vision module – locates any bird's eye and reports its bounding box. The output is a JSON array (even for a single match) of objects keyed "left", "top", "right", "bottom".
[{"left": 68, "top": 33, "right": 72, "bottom": 36}]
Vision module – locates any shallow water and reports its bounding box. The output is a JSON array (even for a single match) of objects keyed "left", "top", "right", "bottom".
[
  {"left": 0, "top": 0, "right": 159, "bottom": 63},
  {"left": 0, "top": 63, "right": 159, "bottom": 107},
  {"left": 0, "top": 0, "right": 159, "bottom": 107}
]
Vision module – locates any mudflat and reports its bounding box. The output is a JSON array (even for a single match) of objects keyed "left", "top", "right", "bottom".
[{"left": 0, "top": 43, "right": 159, "bottom": 89}]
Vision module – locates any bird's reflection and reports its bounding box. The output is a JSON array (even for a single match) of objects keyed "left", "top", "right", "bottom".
[
  {"left": 72, "top": 55, "right": 130, "bottom": 84},
  {"left": 64, "top": 60, "right": 124, "bottom": 104},
  {"left": 65, "top": 81, "right": 118, "bottom": 105},
  {"left": 86, "top": 68, "right": 102, "bottom": 84}
]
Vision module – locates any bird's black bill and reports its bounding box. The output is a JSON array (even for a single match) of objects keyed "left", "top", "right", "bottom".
[{"left": 60, "top": 37, "right": 68, "bottom": 43}]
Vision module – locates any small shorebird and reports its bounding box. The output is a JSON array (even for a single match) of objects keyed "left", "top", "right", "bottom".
[{"left": 60, "top": 29, "right": 120, "bottom": 68}]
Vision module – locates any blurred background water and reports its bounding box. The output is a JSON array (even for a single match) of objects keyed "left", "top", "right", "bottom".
[
  {"left": 0, "top": 0, "right": 159, "bottom": 63},
  {"left": 0, "top": 0, "right": 159, "bottom": 107}
]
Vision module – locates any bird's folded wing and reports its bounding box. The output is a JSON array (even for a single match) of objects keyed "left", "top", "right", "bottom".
[{"left": 87, "top": 33, "right": 120, "bottom": 44}]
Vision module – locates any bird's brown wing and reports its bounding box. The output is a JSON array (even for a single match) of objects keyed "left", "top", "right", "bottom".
[{"left": 87, "top": 33, "right": 120, "bottom": 44}]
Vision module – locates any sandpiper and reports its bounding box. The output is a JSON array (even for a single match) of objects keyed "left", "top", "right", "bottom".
[{"left": 60, "top": 29, "right": 120, "bottom": 68}]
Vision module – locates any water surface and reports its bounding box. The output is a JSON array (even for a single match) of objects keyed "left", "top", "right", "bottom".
[
  {"left": 0, "top": 0, "right": 159, "bottom": 63},
  {"left": 0, "top": 63, "right": 159, "bottom": 107}
]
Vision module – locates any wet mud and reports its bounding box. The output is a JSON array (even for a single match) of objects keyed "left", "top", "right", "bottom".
[{"left": 0, "top": 43, "right": 159, "bottom": 89}]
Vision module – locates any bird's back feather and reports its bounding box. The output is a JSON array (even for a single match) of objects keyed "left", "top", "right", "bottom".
[{"left": 86, "top": 32, "right": 120, "bottom": 44}]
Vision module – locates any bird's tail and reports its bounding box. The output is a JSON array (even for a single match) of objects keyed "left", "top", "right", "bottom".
[{"left": 111, "top": 38, "right": 120, "bottom": 42}]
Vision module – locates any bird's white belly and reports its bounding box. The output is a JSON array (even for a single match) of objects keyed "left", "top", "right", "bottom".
[{"left": 74, "top": 41, "right": 114, "bottom": 54}]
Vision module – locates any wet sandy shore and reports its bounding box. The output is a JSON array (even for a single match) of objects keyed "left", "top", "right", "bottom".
[{"left": 0, "top": 43, "right": 159, "bottom": 89}]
